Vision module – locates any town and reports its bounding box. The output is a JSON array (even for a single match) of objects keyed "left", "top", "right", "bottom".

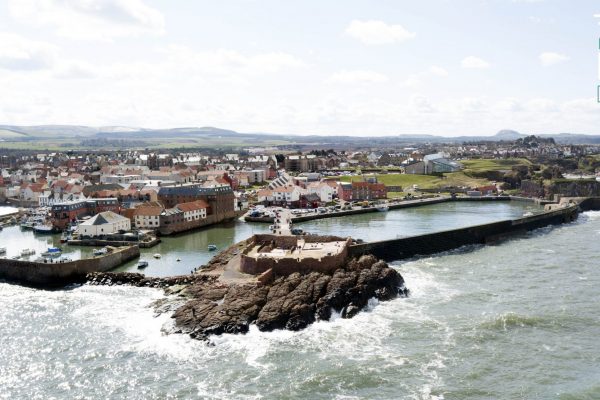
[{"left": 1, "top": 133, "right": 600, "bottom": 246}]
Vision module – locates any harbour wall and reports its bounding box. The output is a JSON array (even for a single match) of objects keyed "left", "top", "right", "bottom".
[
  {"left": 245, "top": 195, "right": 543, "bottom": 224},
  {"left": 348, "top": 204, "right": 579, "bottom": 262},
  {"left": 159, "top": 211, "right": 237, "bottom": 235},
  {"left": 0, "top": 246, "right": 140, "bottom": 287}
]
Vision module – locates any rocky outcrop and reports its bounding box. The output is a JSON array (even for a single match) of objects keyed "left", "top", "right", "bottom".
[{"left": 86, "top": 254, "right": 408, "bottom": 341}]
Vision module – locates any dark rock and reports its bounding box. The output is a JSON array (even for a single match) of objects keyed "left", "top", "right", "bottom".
[{"left": 85, "top": 254, "right": 408, "bottom": 340}]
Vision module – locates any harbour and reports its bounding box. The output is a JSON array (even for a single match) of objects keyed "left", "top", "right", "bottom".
[
  {"left": 0, "top": 201, "right": 542, "bottom": 279},
  {"left": 1, "top": 208, "right": 599, "bottom": 399}
]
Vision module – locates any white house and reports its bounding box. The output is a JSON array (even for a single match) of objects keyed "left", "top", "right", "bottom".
[
  {"left": 133, "top": 206, "right": 163, "bottom": 229},
  {"left": 176, "top": 200, "right": 208, "bottom": 222},
  {"left": 76, "top": 211, "right": 131, "bottom": 237},
  {"left": 307, "top": 182, "right": 336, "bottom": 203}
]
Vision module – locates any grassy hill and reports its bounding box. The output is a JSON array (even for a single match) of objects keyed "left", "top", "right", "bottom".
[{"left": 460, "top": 158, "right": 531, "bottom": 172}]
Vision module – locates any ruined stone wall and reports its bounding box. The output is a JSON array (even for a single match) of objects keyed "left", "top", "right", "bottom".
[{"left": 239, "top": 246, "right": 348, "bottom": 276}]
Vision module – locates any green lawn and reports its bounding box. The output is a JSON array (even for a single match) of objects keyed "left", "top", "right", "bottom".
[
  {"left": 461, "top": 158, "right": 531, "bottom": 172},
  {"left": 337, "top": 172, "right": 491, "bottom": 190}
]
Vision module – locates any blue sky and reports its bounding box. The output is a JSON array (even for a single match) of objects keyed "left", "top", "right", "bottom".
[{"left": 0, "top": 0, "right": 599, "bottom": 136}]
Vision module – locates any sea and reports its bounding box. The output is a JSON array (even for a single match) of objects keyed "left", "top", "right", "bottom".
[{"left": 1, "top": 202, "right": 599, "bottom": 399}]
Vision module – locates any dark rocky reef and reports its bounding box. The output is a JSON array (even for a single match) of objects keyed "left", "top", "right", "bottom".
[{"left": 86, "top": 254, "right": 408, "bottom": 341}]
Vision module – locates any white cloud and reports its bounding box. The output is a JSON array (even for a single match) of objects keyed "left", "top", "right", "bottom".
[
  {"left": 539, "top": 52, "right": 569, "bottom": 67},
  {"left": 8, "top": 0, "right": 165, "bottom": 40},
  {"left": 428, "top": 66, "right": 449, "bottom": 77},
  {"left": 164, "top": 46, "right": 307, "bottom": 76},
  {"left": 0, "top": 32, "right": 57, "bottom": 70},
  {"left": 327, "top": 70, "right": 389, "bottom": 84},
  {"left": 461, "top": 56, "right": 490, "bottom": 69},
  {"left": 344, "top": 20, "right": 415, "bottom": 45}
]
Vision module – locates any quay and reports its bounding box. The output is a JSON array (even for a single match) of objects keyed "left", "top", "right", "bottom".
[
  {"left": 244, "top": 195, "right": 547, "bottom": 224},
  {"left": 67, "top": 236, "right": 161, "bottom": 248},
  {"left": 0, "top": 245, "right": 140, "bottom": 287}
]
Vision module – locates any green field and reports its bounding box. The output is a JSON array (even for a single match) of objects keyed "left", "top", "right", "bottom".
[
  {"left": 460, "top": 158, "right": 531, "bottom": 172},
  {"left": 337, "top": 171, "right": 491, "bottom": 190}
]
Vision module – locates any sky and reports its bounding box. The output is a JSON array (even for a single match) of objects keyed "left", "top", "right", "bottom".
[{"left": 0, "top": 0, "right": 599, "bottom": 136}]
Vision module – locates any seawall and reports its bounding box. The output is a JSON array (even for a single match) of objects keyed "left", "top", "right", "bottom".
[
  {"left": 349, "top": 204, "right": 579, "bottom": 262},
  {"left": 0, "top": 246, "right": 140, "bottom": 287}
]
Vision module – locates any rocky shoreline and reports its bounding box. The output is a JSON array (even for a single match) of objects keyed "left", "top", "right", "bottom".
[{"left": 86, "top": 254, "right": 408, "bottom": 340}]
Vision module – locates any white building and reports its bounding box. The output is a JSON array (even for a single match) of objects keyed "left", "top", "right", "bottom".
[
  {"left": 76, "top": 211, "right": 131, "bottom": 237},
  {"left": 133, "top": 206, "right": 163, "bottom": 229},
  {"left": 176, "top": 200, "right": 208, "bottom": 222}
]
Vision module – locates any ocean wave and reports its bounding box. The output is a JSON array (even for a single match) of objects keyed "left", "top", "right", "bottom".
[{"left": 476, "top": 312, "right": 592, "bottom": 333}]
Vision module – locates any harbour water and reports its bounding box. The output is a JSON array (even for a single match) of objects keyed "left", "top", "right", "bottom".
[
  {"left": 1, "top": 201, "right": 540, "bottom": 277},
  {"left": 3, "top": 203, "right": 598, "bottom": 399}
]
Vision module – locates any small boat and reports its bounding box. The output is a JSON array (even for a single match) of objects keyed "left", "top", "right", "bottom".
[
  {"left": 93, "top": 248, "right": 108, "bottom": 256},
  {"left": 0, "top": 247, "right": 5, "bottom": 254},
  {"left": 41, "top": 247, "right": 62, "bottom": 257},
  {"left": 153, "top": 253, "right": 161, "bottom": 259},
  {"left": 20, "top": 222, "right": 34, "bottom": 230},
  {"left": 33, "top": 224, "right": 54, "bottom": 234},
  {"left": 60, "top": 232, "right": 72, "bottom": 243},
  {"left": 376, "top": 204, "right": 389, "bottom": 212},
  {"left": 208, "top": 244, "right": 218, "bottom": 251},
  {"left": 137, "top": 260, "right": 149, "bottom": 269},
  {"left": 523, "top": 211, "right": 534, "bottom": 217},
  {"left": 12, "top": 255, "right": 21, "bottom": 260},
  {"left": 20, "top": 248, "right": 36, "bottom": 256}
]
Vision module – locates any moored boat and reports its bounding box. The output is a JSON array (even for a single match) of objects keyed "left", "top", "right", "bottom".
[
  {"left": 20, "top": 222, "right": 34, "bottom": 230},
  {"left": 93, "top": 248, "right": 108, "bottom": 256},
  {"left": 376, "top": 204, "right": 389, "bottom": 212},
  {"left": 20, "top": 248, "right": 36, "bottom": 257},
  {"left": 137, "top": 260, "right": 149, "bottom": 268},
  {"left": 0, "top": 247, "right": 6, "bottom": 254},
  {"left": 33, "top": 224, "right": 54, "bottom": 234},
  {"left": 41, "top": 247, "right": 62, "bottom": 257},
  {"left": 208, "top": 244, "right": 217, "bottom": 251},
  {"left": 153, "top": 253, "right": 161, "bottom": 259}
]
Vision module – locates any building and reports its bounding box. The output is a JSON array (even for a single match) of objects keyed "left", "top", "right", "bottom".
[
  {"left": 76, "top": 211, "right": 131, "bottom": 237},
  {"left": 157, "top": 185, "right": 235, "bottom": 235},
  {"left": 337, "top": 182, "right": 353, "bottom": 201},
  {"left": 284, "top": 155, "right": 321, "bottom": 172},
  {"left": 51, "top": 198, "right": 120, "bottom": 230},
  {"left": 351, "top": 181, "right": 387, "bottom": 201},
  {"left": 423, "top": 154, "right": 462, "bottom": 174},
  {"left": 176, "top": 200, "right": 208, "bottom": 222},
  {"left": 133, "top": 205, "right": 164, "bottom": 229}
]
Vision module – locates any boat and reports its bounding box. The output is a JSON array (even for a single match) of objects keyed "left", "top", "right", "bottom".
[
  {"left": 93, "top": 248, "right": 108, "bottom": 256},
  {"left": 60, "top": 232, "right": 72, "bottom": 243},
  {"left": 0, "top": 247, "right": 6, "bottom": 254},
  {"left": 20, "top": 249, "right": 36, "bottom": 256},
  {"left": 137, "top": 260, "right": 149, "bottom": 269},
  {"left": 20, "top": 221, "right": 34, "bottom": 230},
  {"left": 376, "top": 204, "right": 389, "bottom": 212},
  {"left": 523, "top": 211, "right": 534, "bottom": 217},
  {"left": 33, "top": 224, "right": 54, "bottom": 234},
  {"left": 208, "top": 244, "right": 218, "bottom": 251},
  {"left": 153, "top": 253, "right": 161, "bottom": 259},
  {"left": 41, "top": 247, "right": 62, "bottom": 257}
]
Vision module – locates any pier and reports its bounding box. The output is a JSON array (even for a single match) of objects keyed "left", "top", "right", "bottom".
[{"left": 0, "top": 245, "right": 140, "bottom": 287}]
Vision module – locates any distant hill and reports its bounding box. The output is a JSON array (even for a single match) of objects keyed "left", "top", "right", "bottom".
[{"left": 0, "top": 125, "right": 600, "bottom": 147}]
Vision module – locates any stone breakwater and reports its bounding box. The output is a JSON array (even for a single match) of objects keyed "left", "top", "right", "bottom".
[{"left": 86, "top": 254, "right": 408, "bottom": 340}]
